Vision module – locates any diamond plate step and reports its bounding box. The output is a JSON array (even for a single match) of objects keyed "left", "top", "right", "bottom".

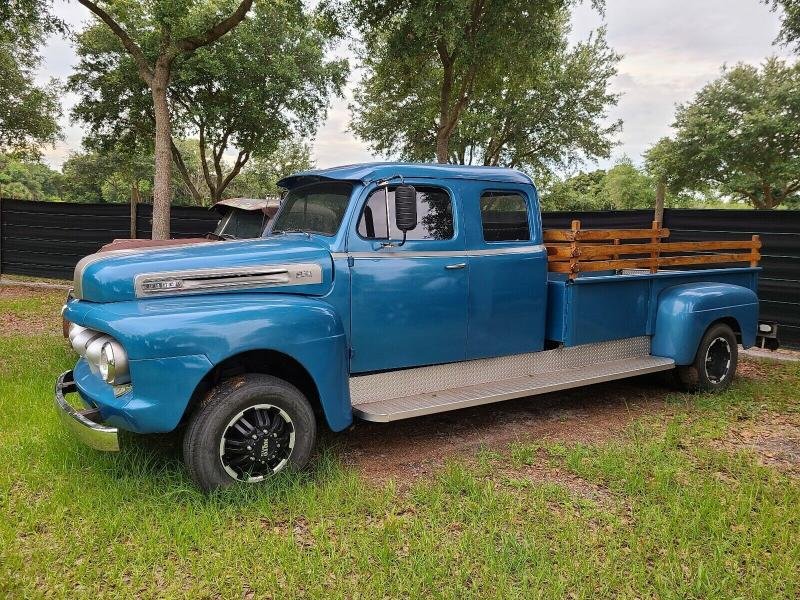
[{"left": 352, "top": 356, "right": 675, "bottom": 422}]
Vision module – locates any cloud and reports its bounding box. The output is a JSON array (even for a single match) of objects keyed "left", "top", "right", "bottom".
[
  {"left": 570, "top": 0, "right": 793, "bottom": 167},
  {"left": 37, "top": 0, "right": 792, "bottom": 172}
]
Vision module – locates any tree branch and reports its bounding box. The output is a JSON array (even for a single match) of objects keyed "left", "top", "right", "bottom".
[
  {"left": 197, "top": 123, "right": 217, "bottom": 197},
  {"left": 174, "top": 0, "right": 254, "bottom": 53},
  {"left": 218, "top": 150, "right": 250, "bottom": 198},
  {"left": 170, "top": 139, "right": 203, "bottom": 203},
  {"left": 77, "top": 0, "right": 154, "bottom": 85}
]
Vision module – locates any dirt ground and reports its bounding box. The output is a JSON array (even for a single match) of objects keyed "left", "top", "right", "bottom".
[
  {"left": 0, "top": 284, "right": 67, "bottom": 336},
  {"left": 329, "top": 374, "right": 677, "bottom": 485},
  {"left": 713, "top": 412, "right": 800, "bottom": 477}
]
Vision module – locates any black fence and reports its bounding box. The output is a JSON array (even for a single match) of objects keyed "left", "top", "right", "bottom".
[
  {"left": 0, "top": 199, "right": 219, "bottom": 280},
  {"left": 1, "top": 199, "right": 798, "bottom": 347}
]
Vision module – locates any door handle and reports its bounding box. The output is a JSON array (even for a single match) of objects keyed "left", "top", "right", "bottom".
[{"left": 444, "top": 263, "right": 466, "bottom": 270}]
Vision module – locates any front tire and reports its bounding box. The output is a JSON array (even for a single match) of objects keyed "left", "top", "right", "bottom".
[
  {"left": 674, "top": 323, "right": 738, "bottom": 393},
  {"left": 183, "top": 374, "right": 316, "bottom": 492}
]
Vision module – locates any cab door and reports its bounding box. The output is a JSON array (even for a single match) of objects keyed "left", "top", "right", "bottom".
[{"left": 348, "top": 183, "right": 468, "bottom": 373}]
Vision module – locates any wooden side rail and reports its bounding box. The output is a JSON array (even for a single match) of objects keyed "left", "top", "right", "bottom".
[{"left": 544, "top": 220, "right": 761, "bottom": 279}]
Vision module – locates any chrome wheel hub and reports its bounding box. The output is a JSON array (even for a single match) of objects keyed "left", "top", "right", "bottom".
[
  {"left": 219, "top": 404, "right": 295, "bottom": 482},
  {"left": 704, "top": 337, "right": 732, "bottom": 384}
]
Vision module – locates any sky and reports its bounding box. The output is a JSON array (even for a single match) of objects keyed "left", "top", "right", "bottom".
[{"left": 37, "top": 0, "right": 794, "bottom": 172}]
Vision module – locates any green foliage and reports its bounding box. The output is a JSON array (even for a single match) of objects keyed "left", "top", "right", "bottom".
[
  {"left": 0, "top": 0, "right": 62, "bottom": 158},
  {"left": 60, "top": 147, "right": 154, "bottom": 204},
  {"left": 348, "top": 0, "right": 615, "bottom": 168},
  {"left": 766, "top": 0, "right": 800, "bottom": 50},
  {"left": 227, "top": 140, "right": 315, "bottom": 198},
  {"left": 452, "top": 26, "right": 621, "bottom": 176},
  {"left": 0, "top": 152, "right": 63, "bottom": 200},
  {"left": 651, "top": 59, "right": 800, "bottom": 209},
  {"left": 541, "top": 159, "right": 702, "bottom": 211},
  {"left": 69, "top": 0, "right": 346, "bottom": 203}
]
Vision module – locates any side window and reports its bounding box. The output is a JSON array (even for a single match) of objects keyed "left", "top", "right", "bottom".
[
  {"left": 358, "top": 186, "right": 454, "bottom": 241},
  {"left": 480, "top": 191, "right": 530, "bottom": 242}
]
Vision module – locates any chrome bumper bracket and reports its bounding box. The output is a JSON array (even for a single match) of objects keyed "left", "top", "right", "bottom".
[{"left": 54, "top": 370, "right": 120, "bottom": 452}]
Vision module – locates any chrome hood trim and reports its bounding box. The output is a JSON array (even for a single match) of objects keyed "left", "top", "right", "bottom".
[
  {"left": 134, "top": 263, "right": 323, "bottom": 298},
  {"left": 73, "top": 239, "right": 230, "bottom": 298},
  {"left": 73, "top": 237, "right": 333, "bottom": 302}
]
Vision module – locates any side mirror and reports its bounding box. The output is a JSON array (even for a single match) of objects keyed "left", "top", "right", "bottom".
[{"left": 394, "top": 184, "right": 417, "bottom": 233}]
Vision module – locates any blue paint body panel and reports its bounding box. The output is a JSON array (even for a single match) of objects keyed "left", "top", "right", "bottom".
[
  {"left": 61, "top": 162, "right": 762, "bottom": 437},
  {"left": 64, "top": 294, "right": 352, "bottom": 432},
  {"left": 545, "top": 268, "right": 760, "bottom": 358},
  {"left": 347, "top": 179, "right": 469, "bottom": 372},
  {"left": 80, "top": 237, "right": 334, "bottom": 303},
  {"left": 651, "top": 281, "right": 759, "bottom": 364}
]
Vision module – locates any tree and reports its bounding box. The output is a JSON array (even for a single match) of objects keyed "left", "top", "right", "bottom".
[
  {"left": 765, "top": 1, "right": 800, "bottom": 50},
  {"left": 348, "top": 0, "right": 605, "bottom": 164},
  {"left": 451, "top": 25, "right": 620, "bottom": 175},
  {"left": 74, "top": 0, "right": 254, "bottom": 238},
  {"left": 655, "top": 59, "right": 800, "bottom": 209},
  {"left": 226, "top": 140, "right": 315, "bottom": 198},
  {"left": 0, "top": 1, "right": 62, "bottom": 157},
  {"left": 541, "top": 159, "right": 699, "bottom": 212},
  {"left": 70, "top": 1, "right": 345, "bottom": 205},
  {"left": 0, "top": 152, "right": 63, "bottom": 200}
]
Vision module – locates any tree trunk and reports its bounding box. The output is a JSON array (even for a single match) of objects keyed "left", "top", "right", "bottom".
[
  {"left": 435, "top": 129, "right": 449, "bottom": 163},
  {"left": 654, "top": 178, "right": 665, "bottom": 225},
  {"left": 151, "top": 60, "right": 173, "bottom": 239},
  {"left": 130, "top": 181, "right": 139, "bottom": 239}
]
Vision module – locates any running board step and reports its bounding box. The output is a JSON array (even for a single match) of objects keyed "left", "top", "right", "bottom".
[{"left": 352, "top": 356, "right": 675, "bottom": 423}]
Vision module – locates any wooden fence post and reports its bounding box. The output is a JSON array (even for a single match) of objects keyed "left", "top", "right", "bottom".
[
  {"left": 650, "top": 220, "right": 660, "bottom": 273},
  {"left": 569, "top": 219, "right": 581, "bottom": 280},
  {"left": 751, "top": 235, "right": 760, "bottom": 267}
]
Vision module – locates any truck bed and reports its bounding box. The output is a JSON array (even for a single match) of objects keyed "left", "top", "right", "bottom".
[{"left": 545, "top": 267, "right": 760, "bottom": 346}]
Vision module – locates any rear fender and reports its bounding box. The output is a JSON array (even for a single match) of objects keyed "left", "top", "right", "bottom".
[{"left": 651, "top": 282, "right": 758, "bottom": 365}]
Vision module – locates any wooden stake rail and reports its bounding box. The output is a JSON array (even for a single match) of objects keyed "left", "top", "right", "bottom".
[{"left": 544, "top": 220, "right": 761, "bottom": 279}]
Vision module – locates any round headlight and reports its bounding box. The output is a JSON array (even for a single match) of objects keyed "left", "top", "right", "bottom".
[
  {"left": 99, "top": 342, "right": 114, "bottom": 383},
  {"left": 97, "top": 339, "right": 130, "bottom": 385}
]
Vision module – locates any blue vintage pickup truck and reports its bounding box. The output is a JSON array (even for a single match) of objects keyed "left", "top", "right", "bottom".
[{"left": 57, "top": 163, "right": 762, "bottom": 491}]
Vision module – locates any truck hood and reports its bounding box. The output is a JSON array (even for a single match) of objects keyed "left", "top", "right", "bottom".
[{"left": 74, "top": 236, "right": 334, "bottom": 303}]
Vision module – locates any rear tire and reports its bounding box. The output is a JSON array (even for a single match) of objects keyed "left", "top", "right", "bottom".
[
  {"left": 183, "top": 374, "right": 316, "bottom": 493},
  {"left": 674, "top": 323, "right": 738, "bottom": 393}
]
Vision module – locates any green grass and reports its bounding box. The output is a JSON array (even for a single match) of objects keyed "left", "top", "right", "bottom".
[{"left": 1, "top": 294, "right": 799, "bottom": 598}]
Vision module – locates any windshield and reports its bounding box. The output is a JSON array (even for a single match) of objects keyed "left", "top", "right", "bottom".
[
  {"left": 213, "top": 209, "right": 267, "bottom": 239},
  {"left": 270, "top": 181, "right": 353, "bottom": 236}
]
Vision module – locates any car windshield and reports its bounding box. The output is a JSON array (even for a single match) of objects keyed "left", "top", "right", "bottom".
[
  {"left": 213, "top": 210, "right": 268, "bottom": 239},
  {"left": 270, "top": 181, "right": 353, "bottom": 236}
]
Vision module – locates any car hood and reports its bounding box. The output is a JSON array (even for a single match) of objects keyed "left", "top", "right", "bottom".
[{"left": 74, "top": 236, "right": 334, "bottom": 303}]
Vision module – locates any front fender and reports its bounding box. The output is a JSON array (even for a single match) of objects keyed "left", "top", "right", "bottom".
[
  {"left": 651, "top": 282, "right": 758, "bottom": 365},
  {"left": 65, "top": 294, "right": 352, "bottom": 432}
]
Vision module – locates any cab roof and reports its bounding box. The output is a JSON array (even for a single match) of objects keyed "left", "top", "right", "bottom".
[{"left": 276, "top": 162, "right": 533, "bottom": 190}]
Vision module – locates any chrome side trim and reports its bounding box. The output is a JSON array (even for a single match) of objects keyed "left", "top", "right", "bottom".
[
  {"left": 133, "top": 262, "right": 323, "bottom": 298},
  {"left": 331, "top": 245, "right": 546, "bottom": 260},
  {"left": 54, "top": 370, "right": 120, "bottom": 452}
]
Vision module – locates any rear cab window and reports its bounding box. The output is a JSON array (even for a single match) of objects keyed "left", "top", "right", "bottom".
[{"left": 479, "top": 191, "right": 530, "bottom": 242}]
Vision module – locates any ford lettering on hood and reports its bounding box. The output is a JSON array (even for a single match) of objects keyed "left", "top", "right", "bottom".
[{"left": 74, "top": 236, "right": 334, "bottom": 302}]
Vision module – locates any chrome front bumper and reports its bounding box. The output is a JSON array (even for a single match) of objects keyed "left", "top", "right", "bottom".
[{"left": 55, "top": 370, "right": 120, "bottom": 452}]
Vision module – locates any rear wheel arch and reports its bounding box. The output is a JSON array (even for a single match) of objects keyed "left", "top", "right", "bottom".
[{"left": 674, "top": 321, "right": 739, "bottom": 392}]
